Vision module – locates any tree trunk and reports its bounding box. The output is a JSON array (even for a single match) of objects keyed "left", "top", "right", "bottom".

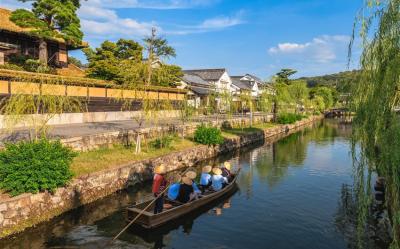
[{"left": 38, "top": 39, "right": 48, "bottom": 64}]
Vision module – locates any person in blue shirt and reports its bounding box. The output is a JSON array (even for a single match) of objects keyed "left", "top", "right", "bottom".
[
  {"left": 200, "top": 165, "right": 212, "bottom": 192},
  {"left": 211, "top": 168, "right": 228, "bottom": 191},
  {"left": 167, "top": 175, "right": 181, "bottom": 200}
]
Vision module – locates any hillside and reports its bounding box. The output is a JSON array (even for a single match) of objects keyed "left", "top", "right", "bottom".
[{"left": 298, "top": 70, "right": 360, "bottom": 93}]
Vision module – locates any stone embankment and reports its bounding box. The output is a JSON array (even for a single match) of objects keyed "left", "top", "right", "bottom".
[{"left": 0, "top": 115, "right": 322, "bottom": 238}]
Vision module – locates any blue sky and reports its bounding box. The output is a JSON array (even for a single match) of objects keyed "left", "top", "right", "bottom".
[{"left": 2, "top": 0, "right": 362, "bottom": 79}]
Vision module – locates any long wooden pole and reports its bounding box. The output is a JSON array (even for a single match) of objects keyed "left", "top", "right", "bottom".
[{"left": 110, "top": 166, "right": 192, "bottom": 244}]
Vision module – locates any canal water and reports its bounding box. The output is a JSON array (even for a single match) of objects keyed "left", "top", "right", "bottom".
[{"left": 0, "top": 120, "right": 383, "bottom": 249}]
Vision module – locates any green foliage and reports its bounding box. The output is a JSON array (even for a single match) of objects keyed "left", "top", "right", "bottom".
[
  {"left": 3, "top": 54, "right": 54, "bottom": 73},
  {"left": 143, "top": 27, "right": 177, "bottom": 86},
  {"left": 24, "top": 59, "right": 55, "bottom": 74},
  {"left": 287, "top": 80, "right": 309, "bottom": 112},
  {"left": 1, "top": 94, "right": 83, "bottom": 140},
  {"left": 275, "top": 68, "right": 297, "bottom": 84},
  {"left": 84, "top": 38, "right": 181, "bottom": 87},
  {"left": 149, "top": 135, "right": 174, "bottom": 149},
  {"left": 310, "top": 86, "right": 335, "bottom": 109},
  {"left": 10, "top": 0, "right": 83, "bottom": 46},
  {"left": 83, "top": 39, "right": 143, "bottom": 81},
  {"left": 0, "top": 139, "right": 76, "bottom": 196},
  {"left": 143, "top": 28, "right": 176, "bottom": 60},
  {"left": 221, "top": 120, "right": 233, "bottom": 130},
  {"left": 194, "top": 125, "right": 224, "bottom": 145},
  {"left": 349, "top": 0, "right": 400, "bottom": 247},
  {"left": 68, "top": 56, "right": 84, "bottom": 68},
  {"left": 299, "top": 70, "right": 360, "bottom": 93},
  {"left": 276, "top": 113, "right": 304, "bottom": 124}
]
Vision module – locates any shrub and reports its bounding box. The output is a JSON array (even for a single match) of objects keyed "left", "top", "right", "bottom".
[
  {"left": 0, "top": 139, "right": 77, "bottom": 196},
  {"left": 194, "top": 125, "right": 224, "bottom": 145},
  {"left": 277, "top": 113, "right": 305, "bottom": 124},
  {"left": 150, "top": 135, "right": 174, "bottom": 149},
  {"left": 221, "top": 120, "right": 232, "bottom": 130},
  {"left": 24, "top": 59, "right": 55, "bottom": 74}
]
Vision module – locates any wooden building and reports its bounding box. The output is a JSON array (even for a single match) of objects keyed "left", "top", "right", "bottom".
[{"left": 0, "top": 8, "right": 87, "bottom": 68}]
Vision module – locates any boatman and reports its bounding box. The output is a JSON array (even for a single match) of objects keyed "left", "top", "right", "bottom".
[
  {"left": 221, "top": 161, "right": 232, "bottom": 182},
  {"left": 152, "top": 164, "right": 168, "bottom": 214}
]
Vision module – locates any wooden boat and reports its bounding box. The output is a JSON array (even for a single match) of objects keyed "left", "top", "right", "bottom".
[{"left": 125, "top": 172, "right": 239, "bottom": 229}]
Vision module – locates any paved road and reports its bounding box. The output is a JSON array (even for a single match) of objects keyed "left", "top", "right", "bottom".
[{"left": 0, "top": 113, "right": 270, "bottom": 143}]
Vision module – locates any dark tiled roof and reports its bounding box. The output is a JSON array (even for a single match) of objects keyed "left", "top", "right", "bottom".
[
  {"left": 183, "top": 68, "right": 226, "bottom": 81},
  {"left": 182, "top": 73, "right": 209, "bottom": 87},
  {"left": 190, "top": 86, "right": 211, "bottom": 95},
  {"left": 244, "top": 74, "right": 263, "bottom": 83},
  {"left": 231, "top": 76, "right": 253, "bottom": 90}
]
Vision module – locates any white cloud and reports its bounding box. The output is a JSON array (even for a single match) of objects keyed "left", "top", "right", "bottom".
[
  {"left": 199, "top": 15, "right": 244, "bottom": 29},
  {"left": 78, "top": 5, "right": 118, "bottom": 21},
  {"left": 268, "top": 35, "right": 350, "bottom": 63},
  {"left": 266, "top": 35, "right": 357, "bottom": 77},
  {"left": 167, "top": 11, "right": 245, "bottom": 35}
]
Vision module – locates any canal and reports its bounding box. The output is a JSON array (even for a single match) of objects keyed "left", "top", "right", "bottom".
[{"left": 0, "top": 120, "right": 384, "bottom": 249}]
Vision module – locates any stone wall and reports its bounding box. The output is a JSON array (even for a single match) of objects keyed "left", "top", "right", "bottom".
[{"left": 0, "top": 115, "right": 322, "bottom": 238}]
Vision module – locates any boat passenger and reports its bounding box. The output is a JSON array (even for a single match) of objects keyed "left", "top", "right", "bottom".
[
  {"left": 152, "top": 164, "right": 168, "bottom": 214},
  {"left": 167, "top": 175, "right": 181, "bottom": 201},
  {"left": 221, "top": 161, "right": 232, "bottom": 182},
  {"left": 200, "top": 165, "right": 212, "bottom": 192},
  {"left": 211, "top": 168, "right": 228, "bottom": 191},
  {"left": 177, "top": 177, "right": 194, "bottom": 203},
  {"left": 186, "top": 171, "right": 201, "bottom": 198}
]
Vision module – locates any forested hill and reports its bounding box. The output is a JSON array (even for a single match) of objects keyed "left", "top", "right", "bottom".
[{"left": 298, "top": 70, "right": 360, "bottom": 93}]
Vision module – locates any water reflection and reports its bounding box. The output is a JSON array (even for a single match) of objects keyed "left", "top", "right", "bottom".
[{"left": 1, "top": 119, "right": 371, "bottom": 249}]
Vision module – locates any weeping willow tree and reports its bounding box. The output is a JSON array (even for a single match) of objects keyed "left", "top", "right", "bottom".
[{"left": 349, "top": 0, "right": 400, "bottom": 247}]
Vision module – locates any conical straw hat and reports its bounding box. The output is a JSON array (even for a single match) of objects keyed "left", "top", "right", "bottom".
[
  {"left": 185, "top": 171, "right": 197, "bottom": 180},
  {"left": 202, "top": 165, "right": 212, "bottom": 173},
  {"left": 154, "top": 164, "right": 166, "bottom": 174},
  {"left": 182, "top": 176, "right": 193, "bottom": 185},
  {"left": 212, "top": 168, "right": 222, "bottom": 175},
  {"left": 223, "top": 161, "right": 231, "bottom": 170}
]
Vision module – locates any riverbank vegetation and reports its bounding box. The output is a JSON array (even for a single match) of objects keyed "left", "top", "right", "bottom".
[
  {"left": 350, "top": 0, "right": 400, "bottom": 247},
  {"left": 0, "top": 139, "right": 76, "bottom": 196}
]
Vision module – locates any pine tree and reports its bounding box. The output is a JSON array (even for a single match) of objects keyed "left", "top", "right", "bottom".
[{"left": 10, "top": 0, "right": 83, "bottom": 63}]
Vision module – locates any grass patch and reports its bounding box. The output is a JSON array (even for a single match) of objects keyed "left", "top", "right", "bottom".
[
  {"left": 222, "top": 122, "right": 276, "bottom": 138},
  {"left": 71, "top": 138, "right": 197, "bottom": 177}
]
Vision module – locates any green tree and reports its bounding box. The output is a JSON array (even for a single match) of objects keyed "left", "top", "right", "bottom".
[
  {"left": 349, "top": 0, "right": 400, "bottom": 247},
  {"left": 275, "top": 68, "right": 297, "bottom": 84},
  {"left": 288, "top": 80, "right": 308, "bottom": 113},
  {"left": 310, "top": 86, "right": 335, "bottom": 110},
  {"left": 239, "top": 91, "right": 254, "bottom": 127},
  {"left": 83, "top": 39, "right": 143, "bottom": 82},
  {"left": 144, "top": 27, "right": 176, "bottom": 86},
  {"left": 10, "top": 0, "right": 83, "bottom": 63}
]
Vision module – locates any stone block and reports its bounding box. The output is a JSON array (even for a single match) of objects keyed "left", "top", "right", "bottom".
[{"left": 0, "top": 203, "right": 7, "bottom": 212}]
